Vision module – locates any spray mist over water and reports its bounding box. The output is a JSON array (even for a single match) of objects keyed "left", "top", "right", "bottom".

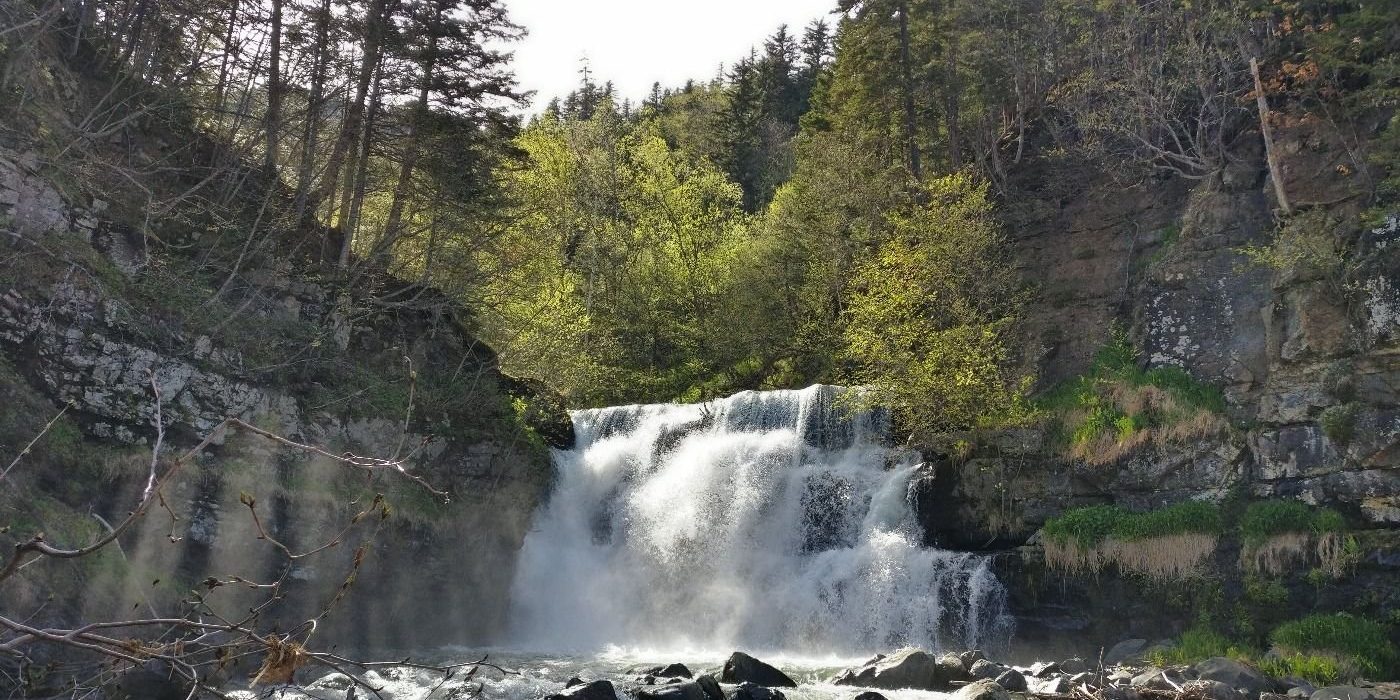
[{"left": 508, "top": 385, "right": 1012, "bottom": 657}]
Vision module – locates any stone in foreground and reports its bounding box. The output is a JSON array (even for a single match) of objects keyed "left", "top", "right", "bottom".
[
  {"left": 833, "top": 648, "right": 950, "bottom": 691},
  {"left": 722, "top": 652, "right": 798, "bottom": 688},
  {"left": 950, "top": 679, "right": 1011, "bottom": 700},
  {"left": 1192, "top": 657, "right": 1273, "bottom": 697},
  {"left": 549, "top": 680, "right": 619, "bottom": 700}
]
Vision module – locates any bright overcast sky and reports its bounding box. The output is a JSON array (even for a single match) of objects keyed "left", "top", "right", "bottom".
[{"left": 505, "top": 0, "right": 834, "bottom": 111}]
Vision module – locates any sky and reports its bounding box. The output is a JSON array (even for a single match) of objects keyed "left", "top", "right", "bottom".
[{"left": 505, "top": 0, "right": 834, "bottom": 112}]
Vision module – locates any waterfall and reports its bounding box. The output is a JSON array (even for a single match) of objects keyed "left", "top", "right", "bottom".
[{"left": 508, "top": 385, "right": 1012, "bottom": 656}]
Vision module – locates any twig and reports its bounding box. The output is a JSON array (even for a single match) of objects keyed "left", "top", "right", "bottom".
[{"left": 0, "top": 402, "right": 73, "bottom": 483}]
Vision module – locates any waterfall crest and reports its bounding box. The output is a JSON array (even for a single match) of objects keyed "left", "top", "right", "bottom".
[{"left": 508, "top": 385, "right": 1012, "bottom": 656}]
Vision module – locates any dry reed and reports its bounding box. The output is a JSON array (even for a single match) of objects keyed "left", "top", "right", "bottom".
[
  {"left": 1045, "top": 533, "right": 1218, "bottom": 580},
  {"left": 1245, "top": 532, "right": 1345, "bottom": 576}
]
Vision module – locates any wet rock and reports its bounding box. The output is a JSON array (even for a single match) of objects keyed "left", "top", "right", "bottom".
[
  {"left": 994, "top": 670, "right": 1027, "bottom": 692},
  {"left": 643, "top": 664, "right": 693, "bottom": 679},
  {"left": 722, "top": 652, "right": 797, "bottom": 688},
  {"left": 1192, "top": 657, "right": 1273, "bottom": 696},
  {"left": 696, "top": 675, "right": 724, "bottom": 700},
  {"left": 1109, "top": 670, "right": 1137, "bottom": 686},
  {"left": 1284, "top": 680, "right": 1317, "bottom": 698},
  {"left": 951, "top": 679, "right": 1011, "bottom": 700},
  {"left": 960, "top": 650, "right": 988, "bottom": 668},
  {"left": 729, "top": 682, "right": 786, "bottom": 700},
  {"left": 1035, "top": 676, "right": 1073, "bottom": 694},
  {"left": 106, "top": 661, "right": 196, "bottom": 700},
  {"left": 969, "top": 659, "right": 1007, "bottom": 681},
  {"left": 1102, "top": 688, "right": 1142, "bottom": 700},
  {"left": 1309, "top": 688, "right": 1375, "bottom": 700},
  {"left": 567, "top": 678, "right": 585, "bottom": 688},
  {"left": 638, "top": 681, "right": 710, "bottom": 700},
  {"left": 549, "top": 680, "right": 618, "bottom": 700},
  {"left": 1133, "top": 668, "right": 1188, "bottom": 691},
  {"left": 939, "top": 652, "right": 972, "bottom": 682},
  {"left": 853, "top": 693, "right": 888, "bottom": 700},
  {"left": 1106, "top": 640, "right": 1148, "bottom": 664},
  {"left": 833, "top": 648, "right": 948, "bottom": 691},
  {"left": 1183, "top": 679, "right": 1243, "bottom": 700},
  {"left": 1060, "top": 658, "right": 1089, "bottom": 674},
  {"left": 1028, "top": 662, "right": 1061, "bottom": 678}
]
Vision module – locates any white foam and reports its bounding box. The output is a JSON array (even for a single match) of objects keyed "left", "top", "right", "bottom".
[{"left": 508, "top": 385, "right": 1012, "bottom": 656}]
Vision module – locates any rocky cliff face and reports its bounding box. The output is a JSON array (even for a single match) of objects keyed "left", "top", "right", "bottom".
[
  {"left": 911, "top": 114, "right": 1400, "bottom": 654},
  {"left": 0, "top": 149, "right": 561, "bottom": 653}
]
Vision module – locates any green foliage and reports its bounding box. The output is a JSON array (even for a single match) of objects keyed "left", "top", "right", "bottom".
[
  {"left": 1239, "top": 211, "right": 1349, "bottom": 281},
  {"left": 1319, "top": 403, "right": 1360, "bottom": 446},
  {"left": 1258, "top": 654, "right": 1344, "bottom": 686},
  {"left": 842, "top": 174, "right": 1027, "bottom": 436},
  {"left": 1146, "top": 627, "right": 1251, "bottom": 666},
  {"left": 1037, "top": 331, "right": 1227, "bottom": 462},
  {"left": 1042, "top": 501, "right": 1224, "bottom": 547},
  {"left": 1244, "top": 576, "right": 1291, "bottom": 608},
  {"left": 1270, "top": 614, "right": 1398, "bottom": 679},
  {"left": 1240, "top": 501, "right": 1346, "bottom": 546}
]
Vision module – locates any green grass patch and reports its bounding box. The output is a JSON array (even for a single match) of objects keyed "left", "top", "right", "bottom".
[
  {"left": 1043, "top": 501, "right": 1224, "bottom": 547},
  {"left": 1258, "top": 654, "right": 1344, "bottom": 686},
  {"left": 1146, "top": 626, "right": 1253, "bottom": 666},
  {"left": 1270, "top": 614, "right": 1398, "bottom": 680},
  {"left": 1034, "top": 331, "right": 1227, "bottom": 464},
  {"left": 1240, "top": 501, "right": 1345, "bottom": 546}
]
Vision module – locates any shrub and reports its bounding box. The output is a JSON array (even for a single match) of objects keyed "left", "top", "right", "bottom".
[
  {"left": 1270, "top": 614, "right": 1398, "bottom": 680},
  {"left": 1319, "top": 403, "right": 1360, "bottom": 446},
  {"left": 1038, "top": 332, "right": 1227, "bottom": 465}
]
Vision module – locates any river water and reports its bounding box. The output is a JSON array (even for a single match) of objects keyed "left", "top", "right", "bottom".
[{"left": 234, "top": 386, "right": 1013, "bottom": 700}]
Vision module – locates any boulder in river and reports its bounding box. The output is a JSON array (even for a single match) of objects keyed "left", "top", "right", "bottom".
[
  {"left": 1184, "top": 679, "right": 1245, "bottom": 700},
  {"left": 1309, "top": 688, "right": 1376, "bottom": 700},
  {"left": 549, "top": 680, "right": 619, "bottom": 700},
  {"left": 938, "top": 652, "right": 972, "bottom": 682},
  {"left": 729, "top": 681, "right": 787, "bottom": 700},
  {"left": 696, "top": 675, "right": 724, "bottom": 700},
  {"left": 1132, "top": 668, "right": 1189, "bottom": 691},
  {"left": 1027, "top": 661, "right": 1060, "bottom": 678},
  {"left": 643, "top": 664, "right": 694, "bottom": 679},
  {"left": 722, "top": 653, "right": 797, "bottom": 688},
  {"left": 969, "top": 659, "right": 1007, "bottom": 681},
  {"left": 1105, "top": 639, "right": 1149, "bottom": 664},
  {"left": 1060, "top": 658, "right": 1089, "bottom": 675},
  {"left": 832, "top": 648, "right": 950, "bottom": 691},
  {"left": 853, "top": 692, "right": 889, "bottom": 700},
  {"left": 638, "top": 681, "right": 711, "bottom": 700},
  {"left": 960, "top": 651, "right": 987, "bottom": 668},
  {"left": 1192, "top": 657, "right": 1274, "bottom": 697},
  {"left": 994, "top": 669, "right": 1027, "bottom": 692},
  {"left": 1035, "top": 676, "right": 1073, "bottom": 694},
  {"left": 950, "top": 679, "right": 1011, "bottom": 700}
]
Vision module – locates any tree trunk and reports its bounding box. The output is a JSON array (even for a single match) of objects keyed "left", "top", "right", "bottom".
[
  {"left": 380, "top": 15, "right": 439, "bottom": 262},
  {"left": 263, "top": 0, "right": 283, "bottom": 177},
  {"left": 324, "top": 0, "right": 389, "bottom": 265},
  {"left": 292, "top": 0, "right": 333, "bottom": 226},
  {"left": 943, "top": 0, "right": 962, "bottom": 168},
  {"left": 339, "top": 70, "right": 383, "bottom": 269},
  {"left": 1250, "top": 57, "right": 1291, "bottom": 215},
  {"left": 896, "top": 1, "right": 922, "bottom": 181}
]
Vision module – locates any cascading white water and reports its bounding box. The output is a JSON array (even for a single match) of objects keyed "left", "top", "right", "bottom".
[{"left": 508, "top": 385, "right": 1012, "bottom": 657}]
